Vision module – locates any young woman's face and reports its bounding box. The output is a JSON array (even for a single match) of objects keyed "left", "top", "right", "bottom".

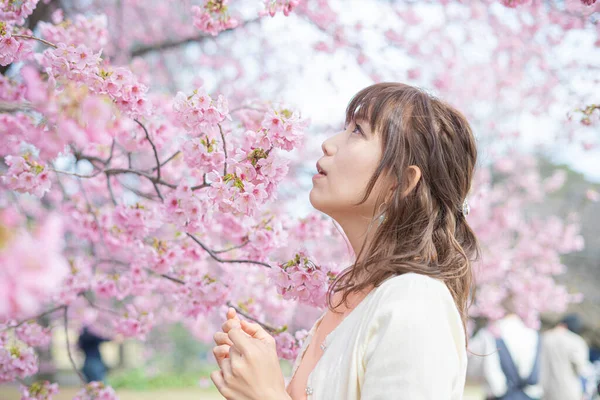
[{"left": 310, "top": 119, "right": 390, "bottom": 221}]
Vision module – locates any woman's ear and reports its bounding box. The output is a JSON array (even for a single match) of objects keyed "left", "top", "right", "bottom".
[{"left": 401, "top": 165, "right": 422, "bottom": 197}]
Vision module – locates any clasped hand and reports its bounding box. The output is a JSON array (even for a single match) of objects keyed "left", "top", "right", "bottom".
[{"left": 210, "top": 307, "right": 291, "bottom": 400}]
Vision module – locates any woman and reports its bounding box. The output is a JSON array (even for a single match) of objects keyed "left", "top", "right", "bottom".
[{"left": 210, "top": 82, "right": 478, "bottom": 399}]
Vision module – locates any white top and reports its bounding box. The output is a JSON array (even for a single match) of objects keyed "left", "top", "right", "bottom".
[
  {"left": 467, "top": 314, "right": 543, "bottom": 399},
  {"left": 288, "top": 272, "right": 467, "bottom": 400},
  {"left": 540, "top": 326, "right": 589, "bottom": 400}
]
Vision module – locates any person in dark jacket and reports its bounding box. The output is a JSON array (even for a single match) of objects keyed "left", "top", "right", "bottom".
[{"left": 77, "top": 326, "right": 110, "bottom": 383}]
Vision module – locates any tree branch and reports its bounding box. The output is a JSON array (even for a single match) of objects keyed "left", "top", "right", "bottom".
[
  {"left": 130, "top": 17, "right": 261, "bottom": 58},
  {"left": 150, "top": 151, "right": 181, "bottom": 172},
  {"left": 135, "top": 119, "right": 164, "bottom": 201},
  {"left": 104, "top": 168, "right": 178, "bottom": 189},
  {"left": 13, "top": 34, "right": 58, "bottom": 49},
  {"left": 219, "top": 124, "right": 228, "bottom": 176},
  {"left": 106, "top": 174, "right": 118, "bottom": 205},
  {"left": 2, "top": 305, "right": 66, "bottom": 332},
  {"left": 63, "top": 307, "right": 87, "bottom": 384},
  {"left": 213, "top": 239, "right": 250, "bottom": 254},
  {"left": 226, "top": 302, "right": 278, "bottom": 333},
  {"left": 186, "top": 233, "right": 273, "bottom": 269}
]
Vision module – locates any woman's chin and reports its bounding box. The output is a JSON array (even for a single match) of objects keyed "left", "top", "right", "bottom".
[{"left": 309, "top": 190, "right": 325, "bottom": 212}]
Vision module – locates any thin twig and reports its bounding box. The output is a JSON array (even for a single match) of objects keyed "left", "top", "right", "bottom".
[
  {"left": 226, "top": 302, "right": 277, "bottom": 333},
  {"left": 186, "top": 233, "right": 273, "bottom": 269},
  {"left": 159, "top": 273, "right": 185, "bottom": 285},
  {"left": 13, "top": 34, "right": 58, "bottom": 49},
  {"left": 213, "top": 239, "right": 251, "bottom": 254},
  {"left": 106, "top": 140, "right": 116, "bottom": 165},
  {"left": 135, "top": 119, "right": 161, "bottom": 181},
  {"left": 63, "top": 307, "right": 87, "bottom": 384},
  {"left": 134, "top": 119, "right": 164, "bottom": 200},
  {"left": 191, "top": 182, "right": 210, "bottom": 191},
  {"left": 104, "top": 168, "right": 178, "bottom": 189},
  {"left": 82, "top": 293, "right": 120, "bottom": 316},
  {"left": 2, "top": 305, "right": 66, "bottom": 331},
  {"left": 106, "top": 174, "right": 117, "bottom": 205},
  {"left": 118, "top": 180, "right": 158, "bottom": 200},
  {"left": 219, "top": 124, "right": 228, "bottom": 176},
  {"left": 151, "top": 151, "right": 181, "bottom": 172},
  {"left": 51, "top": 168, "right": 103, "bottom": 179}
]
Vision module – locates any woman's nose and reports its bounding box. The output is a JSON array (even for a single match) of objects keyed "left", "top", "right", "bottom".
[{"left": 321, "top": 136, "right": 336, "bottom": 156}]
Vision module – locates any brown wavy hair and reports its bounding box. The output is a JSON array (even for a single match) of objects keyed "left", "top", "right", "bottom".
[{"left": 327, "top": 82, "right": 479, "bottom": 337}]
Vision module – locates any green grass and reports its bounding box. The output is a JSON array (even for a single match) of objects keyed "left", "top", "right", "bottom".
[{"left": 108, "top": 366, "right": 215, "bottom": 390}]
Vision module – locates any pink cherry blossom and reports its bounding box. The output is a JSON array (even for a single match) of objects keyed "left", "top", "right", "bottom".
[
  {"left": 15, "top": 322, "right": 52, "bottom": 348},
  {"left": 73, "top": 382, "right": 117, "bottom": 400},
  {"left": 19, "top": 380, "right": 59, "bottom": 400}
]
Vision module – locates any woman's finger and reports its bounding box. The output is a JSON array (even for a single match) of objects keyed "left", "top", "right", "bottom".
[
  {"left": 221, "top": 318, "right": 241, "bottom": 333},
  {"left": 220, "top": 353, "right": 233, "bottom": 379},
  {"left": 241, "top": 319, "right": 274, "bottom": 343},
  {"left": 213, "top": 344, "right": 231, "bottom": 369},
  {"left": 213, "top": 331, "right": 233, "bottom": 346},
  {"left": 226, "top": 307, "right": 239, "bottom": 321},
  {"left": 229, "top": 343, "right": 244, "bottom": 373},
  {"left": 210, "top": 369, "right": 229, "bottom": 398},
  {"left": 228, "top": 326, "right": 254, "bottom": 355}
]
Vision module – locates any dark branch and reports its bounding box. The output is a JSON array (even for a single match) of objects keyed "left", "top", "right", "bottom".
[
  {"left": 106, "top": 174, "right": 118, "bottom": 205},
  {"left": 226, "top": 302, "right": 278, "bottom": 333},
  {"left": 186, "top": 233, "right": 273, "bottom": 269},
  {"left": 151, "top": 151, "right": 181, "bottom": 172},
  {"left": 130, "top": 17, "right": 261, "bottom": 58},
  {"left": 135, "top": 119, "right": 161, "bottom": 181},
  {"left": 213, "top": 239, "right": 250, "bottom": 254},
  {"left": 104, "top": 168, "right": 178, "bottom": 189},
  {"left": 64, "top": 307, "right": 87, "bottom": 384},
  {"left": 219, "top": 124, "right": 228, "bottom": 176}
]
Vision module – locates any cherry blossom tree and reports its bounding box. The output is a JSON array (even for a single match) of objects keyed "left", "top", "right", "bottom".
[{"left": 1, "top": 0, "right": 598, "bottom": 398}]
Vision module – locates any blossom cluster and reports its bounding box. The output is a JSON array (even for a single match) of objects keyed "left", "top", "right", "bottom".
[
  {"left": 114, "top": 305, "right": 154, "bottom": 340},
  {"left": 272, "top": 253, "right": 333, "bottom": 308},
  {"left": 38, "top": 12, "right": 109, "bottom": 52},
  {"left": 0, "top": 0, "right": 40, "bottom": 25},
  {"left": 19, "top": 380, "right": 59, "bottom": 400},
  {"left": 173, "top": 87, "right": 230, "bottom": 138},
  {"left": 1, "top": 155, "right": 51, "bottom": 198},
  {"left": 73, "top": 382, "right": 117, "bottom": 400},
  {"left": 177, "top": 275, "right": 230, "bottom": 318},
  {"left": 192, "top": 0, "right": 239, "bottom": 37},
  {"left": 274, "top": 328, "right": 308, "bottom": 360},
  {"left": 15, "top": 322, "right": 52, "bottom": 348},
  {"left": 0, "top": 341, "right": 38, "bottom": 383},
  {"left": 37, "top": 42, "right": 149, "bottom": 118},
  {"left": 261, "top": 0, "right": 301, "bottom": 17},
  {"left": 0, "top": 22, "right": 34, "bottom": 66}
]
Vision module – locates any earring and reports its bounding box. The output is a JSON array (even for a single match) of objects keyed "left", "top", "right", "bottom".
[
  {"left": 377, "top": 202, "right": 387, "bottom": 226},
  {"left": 461, "top": 199, "right": 470, "bottom": 217}
]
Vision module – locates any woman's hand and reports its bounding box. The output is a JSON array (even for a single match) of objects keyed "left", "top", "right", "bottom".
[
  {"left": 210, "top": 318, "right": 290, "bottom": 400},
  {"left": 213, "top": 307, "right": 241, "bottom": 368}
]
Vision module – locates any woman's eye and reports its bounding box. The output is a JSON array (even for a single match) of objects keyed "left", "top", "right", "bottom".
[{"left": 352, "top": 125, "right": 363, "bottom": 136}]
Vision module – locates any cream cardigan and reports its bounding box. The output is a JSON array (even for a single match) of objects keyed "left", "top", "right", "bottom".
[{"left": 287, "top": 273, "right": 467, "bottom": 399}]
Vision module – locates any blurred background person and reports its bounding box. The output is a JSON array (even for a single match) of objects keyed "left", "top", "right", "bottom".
[
  {"left": 77, "top": 326, "right": 110, "bottom": 383},
  {"left": 541, "top": 314, "right": 591, "bottom": 400},
  {"left": 467, "top": 310, "right": 543, "bottom": 400}
]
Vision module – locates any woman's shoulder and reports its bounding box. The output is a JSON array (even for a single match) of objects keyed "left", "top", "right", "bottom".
[
  {"left": 375, "top": 272, "right": 451, "bottom": 300},
  {"left": 367, "top": 272, "right": 460, "bottom": 322}
]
